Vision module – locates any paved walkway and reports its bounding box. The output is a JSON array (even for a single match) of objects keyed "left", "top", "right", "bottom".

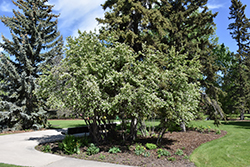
[{"left": 0, "top": 129, "right": 133, "bottom": 167}]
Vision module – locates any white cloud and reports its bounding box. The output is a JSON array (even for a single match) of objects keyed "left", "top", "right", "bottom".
[
  {"left": 207, "top": 4, "right": 224, "bottom": 10},
  {"left": 207, "top": 0, "right": 225, "bottom": 10},
  {"left": 48, "top": 0, "right": 105, "bottom": 37},
  {"left": 0, "top": 1, "right": 12, "bottom": 12},
  {"left": 71, "top": 11, "right": 104, "bottom": 37}
]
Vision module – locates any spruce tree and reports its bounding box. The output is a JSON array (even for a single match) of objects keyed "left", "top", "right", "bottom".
[
  {"left": 96, "top": 0, "right": 170, "bottom": 57},
  {"left": 228, "top": 0, "right": 250, "bottom": 120},
  {"left": 97, "top": 0, "right": 217, "bottom": 56},
  {"left": 0, "top": 0, "right": 63, "bottom": 132},
  {"left": 97, "top": 0, "right": 218, "bottom": 130}
]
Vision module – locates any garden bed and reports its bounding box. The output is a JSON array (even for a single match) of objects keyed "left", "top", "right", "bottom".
[{"left": 36, "top": 130, "right": 227, "bottom": 167}]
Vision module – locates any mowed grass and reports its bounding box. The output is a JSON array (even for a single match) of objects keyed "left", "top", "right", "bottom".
[
  {"left": 48, "top": 119, "right": 86, "bottom": 129},
  {"left": 0, "top": 163, "right": 24, "bottom": 167},
  {"left": 190, "top": 120, "right": 250, "bottom": 167}
]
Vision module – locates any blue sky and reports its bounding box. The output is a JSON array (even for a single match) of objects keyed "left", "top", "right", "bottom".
[{"left": 0, "top": 0, "right": 250, "bottom": 53}]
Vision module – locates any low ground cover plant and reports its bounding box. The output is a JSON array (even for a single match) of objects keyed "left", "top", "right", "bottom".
[
  {"left": 187, "top": 124, "right": 217, "bottom": 133},
  {"left": 42, "top": 144, "right": 51, "bottom": 153},
  {"left": 108, "top": 147, "right": 121, "bottom": 154},
  {"left": 134, "top": 143, "right": 146, "bottom": 156},
  {"left": 86, "top": 143, "right": 100, "bottom": 155},
  {"left": 145, "top": 143, "right": 157, "bottom": 150},
  {"left": 58, "top": 135, "right": 89, "bottom": 155},
  {"left": 175, "top": 149, "right": 184, "bottom": 156},
  {"left": 157, "top": 148, "right": 171, "bottom": 158},
  {"left": 134, "top": 143, "right": 150, "bottom": 157}
]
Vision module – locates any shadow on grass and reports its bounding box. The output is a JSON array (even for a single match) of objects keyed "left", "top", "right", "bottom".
[{"left": 222, "top": 121, "right": 250, "bottom": 129}]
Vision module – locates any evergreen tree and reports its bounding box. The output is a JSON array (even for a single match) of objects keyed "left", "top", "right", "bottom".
[
  {"left": 97, "top": 0, "right": 218, "bottom": 130},
  {"left": 228, "top": 0, "right": 250, "bottom": 120},
  {"left": 0, "top": 0, "right": 63, "bottom": 132},
  {"left": 97, "top": 0, "right": 170, "bottom": 57},
  {"left": 97, "top": 0, "right": 217, "bottom": 56}
]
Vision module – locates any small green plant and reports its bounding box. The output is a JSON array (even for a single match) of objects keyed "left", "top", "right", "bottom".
[
  {"left": 108, "top": 147, "right": 121, "bottom": 154},
  {"left": 199, "top": 125, "right": 206, "bottom": 133},
  {"left": 99, "top": 153, "right": 105, "bottom": 160},
  {"left": 157, "top": 148, "right": 171, "bottom": 158},
  {"left": 80, "top": 136, "right": 90, "bottom": 146},
  {"left": 184, "top": 155, "right": 189, "bottom": 159},
  {"left": 175, "top": 149, "right": 184, "bottom": 156},
  {"left": 144, "top": 151, "right": 151, "bottom": 157},
  {"left": 86, "top": 143, "right": 100, "bottom": 155},
  {"left": 134, "top": 143, "right": 146, "bottom": 156},
  {"left": 145, "top": 143, "right": 157, "bottom": 150},
  {"left": 168, "top": 157, "right": 176, "bottom": 161},
  {"left": 58, "top": 135, "right": 82, "bottom": 155},
  {"left": 215, "top": 129, "right": 221, "bottom": 135},
  {"left": 43, "top": 144, "right": 51, "bottom": 153},
  {"left": 181, "top": 147, "right": 186, "bottom": 150},
  {"left": 187, "top": 124, "right": 195, "bottom": 130}
]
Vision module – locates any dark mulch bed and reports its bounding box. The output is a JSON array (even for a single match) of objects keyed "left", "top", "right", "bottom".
[{"left": 36, "top": 130, "right": 227, "bottom": 167}]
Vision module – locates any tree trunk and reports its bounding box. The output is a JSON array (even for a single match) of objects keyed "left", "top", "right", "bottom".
[
  {"left": 157, "top": 127, "right": 167, "bottom": 146},
  {"left": 130, "top": 117, "right": 138, "bottom": 141},
  {"left": 180, "top": 122, "right": 186, "bottom": 132},
  {"left": 240, "top": 111, "right": 244, "bottom": 120},
  {"left": 90, "top": 119, "right": 99, "bottom": 144},
  {"left": 240, "top": 101, "right": 245, "bottom": 120}
]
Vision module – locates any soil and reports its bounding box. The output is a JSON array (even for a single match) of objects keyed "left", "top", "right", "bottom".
[{"left": 36, "top": 129, "right": 227, "bottom": 167}]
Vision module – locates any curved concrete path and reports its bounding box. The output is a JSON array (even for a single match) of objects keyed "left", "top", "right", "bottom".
[{"left": 0, "top": 129, "right": 133, "bottom": 167}]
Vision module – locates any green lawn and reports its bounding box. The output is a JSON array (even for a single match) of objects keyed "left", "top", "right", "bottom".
[
  {"left": 48, "top": 119, "right": 86, "bottom": 129},
  {"left": 0, "top": 133, "right": 10, "bottom": 136},
  {"left": 190, "top": 120, "right": 250, "bottom": 167},
  {"left": 0, "top": 163, "right": 24, "bottom": 167},
  {"left": 48, "top": 119, "right": 161, "bottom": 129},
  {"left": 227, "top": 113, "right": 250, "bottom": 120},
  {"left": 145, "top": 119, "right": 160, "bottom": 127}
]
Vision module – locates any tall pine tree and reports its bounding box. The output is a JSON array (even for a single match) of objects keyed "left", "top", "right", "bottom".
[
  {"left": 97, "top": 1, "right": 217, "bottom": 56},
  {"left": 0, "top": 0, "right": 63, "bottom": 132},
  {"left": 228, "top": 0, "right": 250, "bottom": 120},
  {"left": 97, "top": 0, "right": 170, "bottom": 57},
  {"left": 97, "top": 0, "right": 219, "bottom": 129}
]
